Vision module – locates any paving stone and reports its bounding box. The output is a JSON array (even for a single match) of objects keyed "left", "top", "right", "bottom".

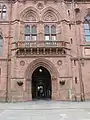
[{"left": 0, "top": 100, "right": 90, "bottom": 120}]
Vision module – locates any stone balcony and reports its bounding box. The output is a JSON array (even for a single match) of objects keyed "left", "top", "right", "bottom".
[{"left": 12, "top": 40, "right": 70, "bottom": 57}]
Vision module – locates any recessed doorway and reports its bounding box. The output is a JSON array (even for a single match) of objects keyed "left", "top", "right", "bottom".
[{"left": 32, "top": 66, "right": 52, "bottom": 100}]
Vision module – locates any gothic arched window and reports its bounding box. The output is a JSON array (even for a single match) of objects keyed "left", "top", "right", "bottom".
[
  {"left": 84, "top": 15, "right": 90, "bottom": 42},
  {"left": 31, "top": 25, "right": 37, "bottom": 41},
  {"left": 51, "top": 25, "right": 56, "bottom": 40},
  {"left": 25, "top": 25, "right": 30, "bottom": 41},
  {"left": 44, "top": 25, "right": 56, "bottom": 40},
  {"left": 2, "top": 5, "right": 7, "bottom": 20},
  {"left": 25, "top": 25, "right": 37, "bottom": 41},
  {"left": 0, "top": 35, "right": 3, "bottom": 56},
  {"left": 44, "top": 25, "right": 50, "bottom": 40}
]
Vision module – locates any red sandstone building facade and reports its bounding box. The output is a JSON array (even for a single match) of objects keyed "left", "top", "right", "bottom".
[{"left": 0, "top": 0, "right": 90, "bottom": 102}]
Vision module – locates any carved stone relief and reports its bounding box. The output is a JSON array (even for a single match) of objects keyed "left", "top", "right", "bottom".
[
  {"left": 25, "top": 13, "right": 36, "bottom": 21},
  {"left": 20, "top": 61, "right": 25, "bottom": 66},
  {"left": 37, "top": 2, "right": 44, "bottom": 10},
  {"left": 57, "top": 60, "right": 62, "bottom": 66},
  {"left": 43, "top": 12, "right": 57, "bottom": 21}
]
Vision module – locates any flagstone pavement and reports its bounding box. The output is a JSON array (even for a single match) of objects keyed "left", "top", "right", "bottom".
[{"left": 0, "top": 100, "right": 90, "bottom": 120}]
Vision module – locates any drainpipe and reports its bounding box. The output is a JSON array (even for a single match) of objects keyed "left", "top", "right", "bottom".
[
  {"left": 72, "top": 0, "right": 85, "bottom": 101},
  {"left": 6, "top": 0, "right": 12, "bottom": 102}
]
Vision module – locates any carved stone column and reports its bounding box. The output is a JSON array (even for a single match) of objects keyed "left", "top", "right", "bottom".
[
  {"left": 52, "top": 77, "right": 58, "bottom": 100},
  {"left": 25, "top": 79, "right": 32, "bottom": 101},
  {"left": 37, "top": 21, "right": 44, "bottom": 41}
]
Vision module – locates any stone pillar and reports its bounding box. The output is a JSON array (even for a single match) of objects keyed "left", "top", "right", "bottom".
[
  {"left": 37, "top": 21, "right": 44, "bottom": 41},
  {"left": 52, "top": 77, "right": 58, "bottom": 100},
  {"left": 25, "top": 79, "right": 32, "bottom": 101}
]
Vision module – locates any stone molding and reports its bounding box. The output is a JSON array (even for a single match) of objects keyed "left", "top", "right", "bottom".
[{"left": 25, "top": 58, "right": 59, "bottom": 80}]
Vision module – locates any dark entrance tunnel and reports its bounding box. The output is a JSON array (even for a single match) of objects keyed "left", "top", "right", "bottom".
[{"left": 32, "top": 66, "right": 52, "bottom": 100}]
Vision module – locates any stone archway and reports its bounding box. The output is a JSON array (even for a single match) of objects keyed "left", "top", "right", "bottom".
[
  {"left": 25, "top": 58, "right": 59, "bottom": 100},
  {"left": 41, "top": 6, "right": 62, "bottom": 22},
  {"left": 20, "top": 7, "right": 40, "bottom": 22},
  {"left": 32, "top": 66, "right": 52, "bottom": 100}
]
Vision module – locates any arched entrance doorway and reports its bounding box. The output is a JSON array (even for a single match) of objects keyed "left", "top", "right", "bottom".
[{"left": 32, "top": 66, "right": 51, "bottom": 100}]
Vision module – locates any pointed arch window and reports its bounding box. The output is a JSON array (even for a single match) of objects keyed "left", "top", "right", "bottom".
[
  {"left": 25, "top": 25, "right": 30, "bottom": 41},
  {"left": 0, "top": 35, "right": 3, "bottom": 56},
  {"left": 25, "top": 25, "right": 37, "bottom": 41},
  {"left": 44, "top": 25, "right": 50, "bottom": 40},
  {"left": 84, "top": 15, "right": 90, "bottom": 42},
  {"left": 2, "top": 5, "right": 7, "bottom": 20},
  {"left": 31, "top": 25, "right": 37, "bottom": 41},
  {"left": 51, "top": 25, "right": 56, "bottom": 40},
  {"left": 44, "top": 25, "right": 56, "bottom": 40}
]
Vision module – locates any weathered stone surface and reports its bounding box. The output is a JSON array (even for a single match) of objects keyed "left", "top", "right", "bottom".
[{"left": 0, "top": 0, "right": 90, "bottom": 101}]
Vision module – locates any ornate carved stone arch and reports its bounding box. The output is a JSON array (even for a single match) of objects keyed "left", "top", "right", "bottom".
[
  {"left": 25, "top": 58, "right": 59, "bottom": 80},
  {"left": 20, "top": 7, "right": 40, "bottom": 22},
  {"left": 41, "top": 7, "right": 61, "bottom": 22}
]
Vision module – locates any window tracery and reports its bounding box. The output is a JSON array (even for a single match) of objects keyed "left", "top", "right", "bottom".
[
  {"left": 43, "top": 11, "right": 57, "bottom": 21},
  {"left": 21, "top": 8, "right": 39, "bottom": 22},
  {"left": 42, "top": 9, "right": 58, "bottom": 41},
  {"left": 25, "top": 25, "right": 37, "bottom": 41},
  {"left": 22, "top": 7, "right": 59, "bottom": 42},
  {"left": 84, "top": 15, "right": 90, "bottom": 42},
  {"left": 44, "top": 25, "right": 56, "bottom": 41},
  {"left": 25, "top": 13, "right": 36, "bottom": 21}
]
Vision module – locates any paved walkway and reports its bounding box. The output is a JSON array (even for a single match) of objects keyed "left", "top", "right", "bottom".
[{"left": 0, "top": 100, "right": 90, "bottom": 120}]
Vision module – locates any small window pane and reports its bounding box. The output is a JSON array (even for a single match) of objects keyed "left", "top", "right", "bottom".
[
  {"left": 75, "top": 77, "right": 77, "bottom": 84},
  {"left": 0, "top": 47, "right": 2, "bottom": 55},
  {"left": 51, "top": 35, "right": 56, "bottom": 40},
  {"left": 45, "top": 25, "right": 49, "bottom": 34},
  {"left": 25, "top": 35, "right": 30, "bottom": 41},
  {"left": 2, "top": 12, "right": 6, "bottom": 20},
  {"left": 85, "top": 29, "right": 90, "bottom": 35},
  {"left": 84, "top": 23, "right": 90, "bottom": 29},
  {"left": 25, "top": 25, "right": 30, "bottom": 35},
  {"left": 2, "top": 5, "right": 6, "bottom": 10},
  {"left": 2, "top": 8, "right": 6, "bottom": 12},
  {"left": 45, "top": 35, "right": 50, "bottom": 40},
  {"left": 32, "top": 35, "right": 37, "bottom": 41},
  {"left": 32, "top": 26, "right": 37, "bottom": 34},
  {"left": 51, "top": 25, "right": 56, "bottom": 34},
  {"left": 2, "top": 5, "right": 6, "bottom": 20},
  {"left": 0, "top": 40, "right": 2, "bottom": 45},
  {"left": 85, "top": 35, "right": 90, "bottom": 42}
]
